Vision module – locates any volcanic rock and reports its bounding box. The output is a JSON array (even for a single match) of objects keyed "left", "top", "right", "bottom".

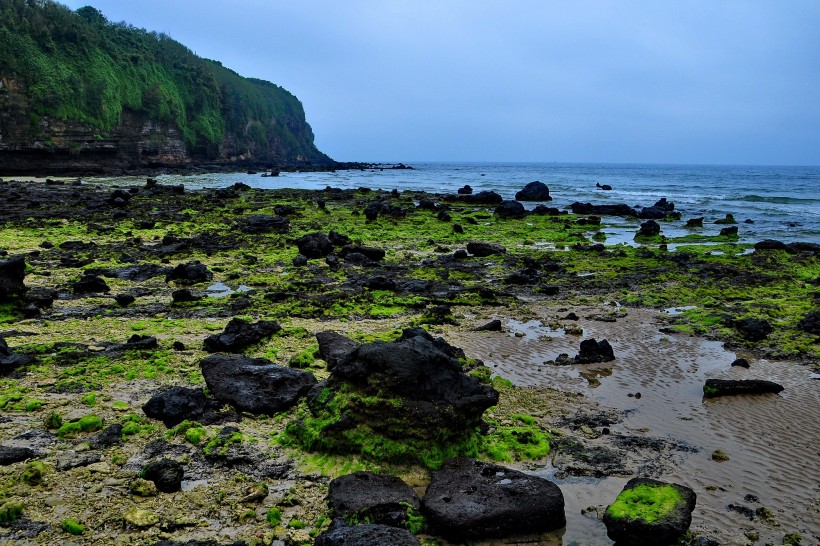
[
  {"left": 0, "top": 255, "right": 26, "bottom": 301},
  {"left": 166, "top": 261, "right": 213, "bottom": 285},
  {"left": 73, "top": 274, "right": 110, "bottom": 294},
  {"left": 203, "top": 318, "right": 281, "bottom": 353},
  {"left": 142, "top": 459, "right": 183, "bottom": 493},
  {"left": 575, "top": 338, "right": 615, "bottom": 363},
  {"left": 703, "top": 379, "right": 784, "bottom": 397},
  {"left": 515, "top": 181, "right": 552, "bottom": 201},
  {"left": 422, "top": 458, "right": 566, "bottom": 539},
  {"left": 0, "top": 337, "right": 35, "bottom": 371},
  {"left": 494, "top": 200, "right": 527, "bottom": 219},
  {"left": 638, "top": 220, "right": 661, "bottom": 237},
  {"left": 295, "top": 232, "right": 334, "bottom": 258},
  {"left": 200, "top": 354, "right": 317, "bottom": 414},
  {"left": 733, "top": 318, "right": 772, "bottom": 341},
  {"left": 236, "top": 214, "right": 289, "bottom": 234},
  {"left": 327, "top": 471, "right": 421, "bottom": 528},
  {"left": 143, "top": 387, "right": 215, "bottom": 427},
  {"left": 314, "top": 521, "right": 420, "bottom": 546},
  {"left": 466, "top": 241, "right": 506, "bottom": 257}
]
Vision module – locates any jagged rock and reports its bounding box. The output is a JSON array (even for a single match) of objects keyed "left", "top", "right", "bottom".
[
  {"left": 466, "top": 241, "right": 506, "bottom": 257},
  {"left": 236, "top": 214, "right": 289, "bottom": 233},
  {"left": 57, "top": 451, "right": 102, "bottom": 471},
  {"left": 328, "top": 230, "right": 353, "bottom": 246},
  {"left": 754, "top": 239, "right": 787, "bottom": 251},
  {"left": 515, "top": 181, "right": 552, "bottom": 201},
  {"left": 172, "top": 288, "right": 201, "bottom": 303},
  {"left": 422, "top": 458, "right": 566, "bottom": 539},
  {"left": 296, "top": 232, "right": 334, "bottom": 258},
  {"left": 715, "top": 213, "right": 737, "bottom": 224},
  {"left": 685, "top": 217, "right": 704, "bottom": 228},
  {"left": 638, "top": 220, "right": 661, "bottom": 237},
  {"left": 142, "top": 387, "right": 214, "bottom": 427},
  {"left": 475, "top": 319, "right": 502, "bottom": 332},
  {"left": 733, "top": 318, "right": 772, "bottom": 341},
  {"left": 0, "top": 255, "right": 26, "bottom": 301},
  {"left": 26, "top": 287, "right": 56, "bottom": 309},
  {"left": 88, "top": 424, "right": 124, "bottom": 450},
  {"left": 203, "top": 318, "right": 281, "bottom": 353},
  {"left": 327, "top": 471, "right": 421, "bottom": 528},
  {"left": 200, "top": 354, "right": 317, "bottom": 414},
  {"left": 313, "top": 329, "right": 497, "bottom": 438},
  {"left": 457, "top": 184, "right": 473, "bottom": 195},
  {"left": 730, "top": 358, "right": 750, "bottom": 368},
  {"left": 638, "top": 207, "right": 667, "bottom": 220},
  {"left": 363, "top": 276, "right": 396, "bottom": 290},
  {"left": 797, "top": 311, "right": 820, "bottom": 334},
  {"left": 576, "top": 339, "right": 615, "bottom": 363},
  {"left": 719, "top": 226, "right": 738, "bottom": 237},
  {"left": 703, "top": 378, "right": 784, "bottom": 397},
  {"left": 0, "top": 446, "right": 36, "bottom": 466},
  {"left": 339, "top": 245, "right": 385, "bottom": 261},
  {"left": 494, "top": 200, "right": 527, "bottom": 219},
  {"left": 141, "top": 459, "right": 183, "bottom": 493},
  {"left": 603, "top": 477, "right": 696, "bottom": 546},
  {"left": 166, "top": 261, "right": 213, "bottom": 285},
  {"left": 315, "top": 521, "right": 420, "bottom": 546},
  {"left": 0, "top": 338, "right": 35, "bottom": 371},
  {"left": 73, "top": 274, "right": 110, "bottom": 294}
]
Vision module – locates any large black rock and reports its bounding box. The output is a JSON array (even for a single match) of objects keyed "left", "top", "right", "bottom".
[
  {"left": 466, "top": 241, "right": 507, "bottom": 257},
  {"left": 142, "top": 386, "right": 213, "bottom": 427},
  {"left": 200, "top": 354, "right": 316, "bottom": 414},
  {"left": 295, "top": 232, "right": 334, "bottom": 258},
  {"left": 166, "top": 261, "right": 213, "bottom": 285},
  {"left": 575, "top": 338, "right": 615, "bottom": 363},
  {"left": 0, "top": 337, "right": 35, "bottom": 371},
  {"left": 314, "top": 521, "right": 420, "bottom": 546},
  {"left": 603, "top": 477, "right": 696, "bottom": 546},
  {"left": 570, "top": 202, "right": 638, "bottom": 217},
  {"left": 0, "top": 255, "right": 26, "bottom": 302},
  {"left": 73, "top": 274, "right": 110, "bottom": 294},
  {"left": 797, "top": 310, "right": 820, "bottom": 335},
  {"left": 328, "top": 471, "right": 421, "bottom": 528},
  {"left": 494, "top": 200, "right": 527, "bottom": 219},
  {"left": 703, "top": 378, "right": 784, "bottom": 398},
  {"left": 446, "top": 190, "right": 503, "bottom": 205},
  {"left": 203, "top": 318, "right": 281, "bottom": 353},
  {"left": 422, "top": 458, "right": 566, "bottom": 539},
  {"left": 314, "top": 329, "right": 498, "bottom": 437},
  {"left": 515, "top": 181, "right": 552, "bottom": 201},
  {"left": 638, "top": 220, "right": 661, "bottom": 237},
  {"left": 0, "top": 445, "right": 36, "bottom": 465},
  {"left": 142, "top": 459, "right": 183, "bottom": 493},
  {"left": 733, "top": 318, "right": 773, "bottom": 341}
]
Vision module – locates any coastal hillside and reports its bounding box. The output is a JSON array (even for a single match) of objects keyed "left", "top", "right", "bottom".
[{"left": 0, "top": 0, "right": 331, "bottom": 173}]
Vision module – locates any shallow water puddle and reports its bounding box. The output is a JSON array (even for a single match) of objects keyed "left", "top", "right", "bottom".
[{"left": 206, "top": 282, "right": 251, "bottom": 298}]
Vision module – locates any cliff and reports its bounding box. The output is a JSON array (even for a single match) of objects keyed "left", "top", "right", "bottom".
[{"left": 0, "top": 1, "right": 331, "bottom": 174}]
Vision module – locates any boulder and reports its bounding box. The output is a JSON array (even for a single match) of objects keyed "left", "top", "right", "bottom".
[
  {"left": 475, "top": 319, "right": 502, "bottom": 332},
  {"left": 466, "top": 241, "right": 506, "bottom": 257},
  {"left": 575, "top": 339, "right": 615, "bottom": 363},
  {"left": 166, "top": 262, "right": 213, "bottom": 285},
  {"left": 296, "top": 232, "right": 334, "bottom": 258},
  {"left": 0, "top": 255, "right": 26, "bottom": 301},
  {"left": 786, "top": 241, "right": 820, "bottom": 253},
  {"left": 515, "top": 181, "right": 552, "bottom": 201},
  {"left": 328, "top": 231, "right": 353, "bottom": 247},
  {"left": 0, "top": 445, "right": 36, "bottom": 466},
  {"left": 339, "top": 245, "right": 386, "bottom": 261},
  {"left": 532, "top": 205, "right": 562, "bottom": 215},
  {"left": 570, "top": 202, "right": 638, "bottom": 217},
  {"left": 797, "top": 310, "right": 820, "bottom": 335},
  {"left": 87, "top": 424, "right": 124, "bottom": 450},
  {"left": 172, "top": 289, "right": 201, "bottom": 303},
  {"left": 73, "top": 274, "right": 110, "bottom": 294},
  {"left": 754, "top": 239, "right": 787, "bottom": 251},
  {"left": 327, "top": 471, "right": 421, "bottom": 528},
  {"left": 203, "top": 318, "right": 281, "bottom": 353},
  {"left": 142, "top": 387, "right": 212, "bottom": 427},
  {"left": 703, "top": 378, "right": 784, "bottom": 398},
  {"left": 638, "top": 207, "right": 667, "bottom": 220},
  {"left": 494, "top": 200, "right": 527, "bottom": 219},
  {"left": 316, "top": 332, "right": 361, "bottom": 371},
  {"left": 603, "top": 477, "right": 696, "bottom": 546},
  {"left": 733, "top": 318, "right": 772, "bottom": 341},
  {"left": 422, "top": 458, "right": 566, "bottom": 539},
  {"left": 0, "top": 338, "right": 35, "bottom": 371},
  {"left": 637, "top": 220, "right": 661, "bottom": 237},
  {"left": 200, "top": 354, "right": 317, "bottom": 414},
  {"left": 141, "top": 459, "right": 183, "bottom": 493},
  {"left": 719, "top": 226, "right": 739, "bottom": 237},
  {"left": 457, "top": 184, "right": 473, "bottom": 195},
  {"left": 685, "top": 217, "right": 704, "bottom": 228},
  {"left": 315, "top": 521, "right": 420, "bottom": 546},
  {"left": 449, "top": 190, "right": 503, "bottom": 205}
]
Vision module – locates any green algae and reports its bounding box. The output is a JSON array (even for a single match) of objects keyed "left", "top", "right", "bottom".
[
  {"left": 0, "top": 501, "right": 23, "bottom": 526},
  {"left": 61, "top": 518, "right": 85, "bottom": 535},
  {"left": 57, "top": 414, "right": 103, "bottom": 438},
  {"left": 605, "top": 483, "right": 683, "bottom": 523}
]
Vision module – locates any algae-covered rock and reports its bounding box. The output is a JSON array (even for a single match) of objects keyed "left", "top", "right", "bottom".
[
  {"left": 21, "top": 461, "right": 45, "bottom": 485},
  {"left": 295, "top": 232, "right": 334, "bottom": 258},
  {"left": 202, "top": 318, "right": 281, "bottom": 353},
  {"left": 200, "top": 354, "right": 316, "bottom": 414},
  {"left": 327, "top": 471, "right": 421, "bottom": 528},
  {"left": 124, "top": 507, "right": 158, "bottom": 527},
  {"left": 703, "top": 378, "right": 784, "bottom": 398},
  {"left": 422, "top": 458, "right": 566, "bottom": 539},
  {"left": 314, "top": 520, "right": 421, "bottom": 546},
  {"left": 466, "top": 241, "right": 506, "bottom": 257},
  {"left": 603, "top": 477, "right": 696, "bottom": 545},
  {"left": 130, "top": 478, "right": 158, "bottom": 497},
  {"left": 0, "top": 501, "right": 23, "bottom": 525},
  {"left": 0, "top": 255, "right": 26, "bottom": 302}
]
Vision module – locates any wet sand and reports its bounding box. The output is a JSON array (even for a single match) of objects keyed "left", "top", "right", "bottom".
[{"left": 445, "top": 305, "right": 820, "bottom": 546}]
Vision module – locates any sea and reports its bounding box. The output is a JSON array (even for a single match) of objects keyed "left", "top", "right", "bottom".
[{"left": 97, "top": 162, "right": 820, "bottom": 245}]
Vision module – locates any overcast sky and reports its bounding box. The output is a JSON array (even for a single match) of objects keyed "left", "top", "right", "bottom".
[{"left": 60, "top": 1, "right": 820, "bottom": 165}]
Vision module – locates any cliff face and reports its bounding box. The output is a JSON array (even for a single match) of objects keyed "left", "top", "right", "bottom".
[{"left": 0, "top": 2, "right": 331, "bottom": 174}]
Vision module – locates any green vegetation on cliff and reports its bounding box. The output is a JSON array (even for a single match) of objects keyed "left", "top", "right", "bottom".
[{"left": 0, "top": 0, "right": 329, "bottom": 163}]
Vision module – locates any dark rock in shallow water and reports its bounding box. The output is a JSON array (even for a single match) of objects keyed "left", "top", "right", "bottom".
[
  {"left": 703, "top": 378, "right": 784, "bottom": 397},
  {"left": 603, "top": 477, "right": 696, "bottom": 546},
  {"left": 475, "top": 319, "right": 502, "bottom": 332},
  {"left": 570, "top": 202, "right": 638, "bottom": 217},
  {"left": 327, "top": 471, "right": 421, "bottom": 528},
  {"left": 532, "top": 204, "right": 562, "bottom": 215},
  {"left": 730, "top": 358, "right": 750, "bottom": 368},
  {"left": 0, "top": 255, "right": 26, "bottom": 301},
  {"left": 719, "top": 226, "right": 738, "bottom": 237},
  {"left": 494, "top": 200, "right": 527, "bottom": 219},
  {"left": 638, "top": 220, "right": 661, "bottom": 237},
  {"left": 685, "top": 217, "right": 704, "bottom": 228},
  {"left": 638, "top": 207, "right": 667, "bottom": 220},
  {"left": 73, "top": 274, "right": 110, "bottom": 294},
  {"left": 203, "top": 318, "right": 281, "bottom": 353},
  {"left": 786, "top": 241, "right": 820, "bottom": 253},
  {"left": 296, "top": 232, "right": 334, "bottom": 258},
  {"left": 314, "top": 521, "right": 420, "bottom": 546},
  {"left": 422, "top": 458, "right": 566, "bottom": 539},
  {"left": 166, "top": 261, "right": 213, "bottom": 285},
  {"left": 733, "top": 318, "right": 772, "bottom": 341},
  {"left": 142, "top": 459, "right": 183, "bottom": 493},
  {"left": 0, "top": 445, "right": 36, "bottom": 465},
  {"left": 575, "top": 338, "right": 615, "bottom": 363},
  {"left": 515, "top": 181, "right": 552, "bottom": 201},
  {"left": 457, "top": 184, "right": 473, "bottom": 195},
  {"left": 447, "top": 190, "right": 503, "bottom": 205},
  {"left": 200, "top": 354, "right": 316, "bottom": 414},
  {"left": 466, "top": 241, "right": 506, "bottom": 257}
]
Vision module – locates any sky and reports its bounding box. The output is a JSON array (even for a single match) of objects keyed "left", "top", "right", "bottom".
[{"left": 59, "top": 1, "right": 820, "bottom": 165}]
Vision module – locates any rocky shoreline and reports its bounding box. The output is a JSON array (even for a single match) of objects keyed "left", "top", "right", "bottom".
[{"left": 0, "top": 177, "right": 816, "bottom": 545}]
